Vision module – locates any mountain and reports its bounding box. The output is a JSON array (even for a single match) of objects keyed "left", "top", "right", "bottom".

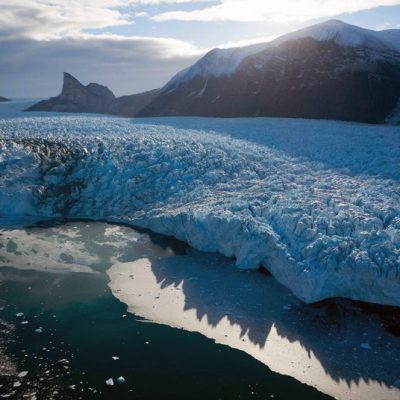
[
  {"left": 27, "top": 20, "right": 400, "bottom": 124},
  {"left": 27, "top": 72, "right": 116, "bottom": 114},
  {"left": 27, "top": 72, "right": 158, "bottom": 117},
  {"left": 139, "top": 20, "right": 400, "bottom": 123},
  {"left": 109, "top": 89, "right": 160, "bottom": 117},
  {"left": 0, "top": 96, "right": 11, "bottom": 102}
]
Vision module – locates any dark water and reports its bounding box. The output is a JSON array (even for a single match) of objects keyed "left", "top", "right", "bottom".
[{"left": 0, "top": 221, "right": 333, "bottom": 400}]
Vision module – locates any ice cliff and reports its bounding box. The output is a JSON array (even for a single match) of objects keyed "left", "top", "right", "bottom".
[{"left": 0, "top": 114, "right": 399, "bottom": 306}]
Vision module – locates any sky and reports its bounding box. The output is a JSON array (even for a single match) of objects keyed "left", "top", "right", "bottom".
[{"left": 1, "top": 0, "right": 400, "bottom": 98}]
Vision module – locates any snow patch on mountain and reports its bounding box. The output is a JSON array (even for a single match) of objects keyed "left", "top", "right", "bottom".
[
  {"left": 165, "top": 42, "right": 270, "bottom": 89},
  {"left": 274, "top": 20, "right": 400, "bottom": 52},
  {"left": 0, "top": 111, "right": 399, "bottom": 306}
]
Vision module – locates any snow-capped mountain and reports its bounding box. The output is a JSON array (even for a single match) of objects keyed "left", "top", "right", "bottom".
[
  {"left": 138, "top": 20, "right": 400, "bottom": 123},
  {"left": 164, "top": 20, "right": 400, "bottom": 88},
  {"left": 273, "top": 19, "right": 400, "bottom": 51},
  {"left": 28, "top": 20, "right": 400, "bottom": 124}
]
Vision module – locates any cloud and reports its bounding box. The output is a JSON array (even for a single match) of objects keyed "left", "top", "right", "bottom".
[
  {"left": 0, "top": 0, "right": 214, "bottom": 97},
  {"left": 0, "top": 34, "right": 205, "bottom": 97},
  {"left": 2, "top": 0, "right": 399, "bottom": 99},
  {"left": 0, "top": 0, "right": 208, "bottom": 40},
  {"left": 152, "top": 0, "right": 400, "bottom": 22}
]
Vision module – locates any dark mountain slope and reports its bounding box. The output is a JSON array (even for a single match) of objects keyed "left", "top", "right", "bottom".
[{"left": 139, "top": 22, "right": 400, "bottom": 123}]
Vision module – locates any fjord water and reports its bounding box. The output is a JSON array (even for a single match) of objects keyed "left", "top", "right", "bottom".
[
  {"left": 0, "top": 221, "right": 333, "bottom": 400},
  {"left": 1, "top": 221, "right": 399, "bottom": 400}
]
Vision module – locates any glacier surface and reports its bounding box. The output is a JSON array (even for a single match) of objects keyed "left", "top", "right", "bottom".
[{"left": 0, "top": 105, "right": 399, "bottom": 305}]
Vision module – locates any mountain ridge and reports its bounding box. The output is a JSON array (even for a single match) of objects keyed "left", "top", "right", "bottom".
[{"left": 27, "top": 20, "right": 400, "bottom": 124}]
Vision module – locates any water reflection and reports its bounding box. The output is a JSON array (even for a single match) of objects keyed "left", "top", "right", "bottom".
[
  {"left": 2, "top": 221, "right": 399, "bottom": 400},
  {"left": 108, "top": 252, "right": 400, "bottom": 400},
  {"left": 0, "top": 221, "right": 179, "bottom": 274}
]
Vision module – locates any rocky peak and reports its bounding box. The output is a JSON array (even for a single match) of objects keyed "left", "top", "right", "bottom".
[
  {"left": 86, "top": 82, "right": 115, "bottom": 103},
  {"left": 26, "top": 72, "right": 116, "bottom": 114},
  {"left": 60, "top": 72, "right": 115, "bottom": 103}
]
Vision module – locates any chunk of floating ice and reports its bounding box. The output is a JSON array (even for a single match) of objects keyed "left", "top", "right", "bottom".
[
  {"left": 13, "top": 381, "right": 21, "bottom": 387},
  {"left": 117, "top": 376, "right": 126, "bottom": 385},
  {"left": 283, "top": 304, "right": 292, "bottom": 310},
  {"left": 106, "top": 378, "right": 114, "bottom": 386},
  {"left": 35, "top": 327, "right": 43, "bottom": 333},
  {"left": 68, "top": 385, "right": 76, "bottom": 390},
  {"left": 21, "top": 320, "right": 28, "bottom": 325},
  {"left": 112, "top": 356, "right": 119, "bottom": 360},
  {"left": 360, "top": 342, "right": 372, "bottom": 350},
  {"left": 121, "top": 315, "right": 127, "bottom": 318},
  {"left": 17, "top": 371, "right": 28, "bottom": 378},
  {"left": 16, "top": 313, "right": 24, "bottom": 317}
]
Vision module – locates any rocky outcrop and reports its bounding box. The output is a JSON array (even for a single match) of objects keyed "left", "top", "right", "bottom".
[
  {"left": 27, "top": 73, "right": 116, "bottom": 114},
  {"left": 27, "top": 73, "right": 158, "bottom": 117},
  {"left": 0, "top": 96, "right": 11, "bottom": 102}
]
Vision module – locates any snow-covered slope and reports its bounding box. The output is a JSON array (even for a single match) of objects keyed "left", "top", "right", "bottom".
[
  {"left": 165, "top": 42, "right": 270, "bottom": 90},
  {"left": 1, "top": 107, "right": 400, "bottom": 306},
  {"left": 273, "top": 19, "right": 400, "bottom": 52}
]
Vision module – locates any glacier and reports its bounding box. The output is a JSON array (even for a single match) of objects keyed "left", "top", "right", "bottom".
[{"left": 0, "top": 102, "right": 400, "bottom": 306}]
